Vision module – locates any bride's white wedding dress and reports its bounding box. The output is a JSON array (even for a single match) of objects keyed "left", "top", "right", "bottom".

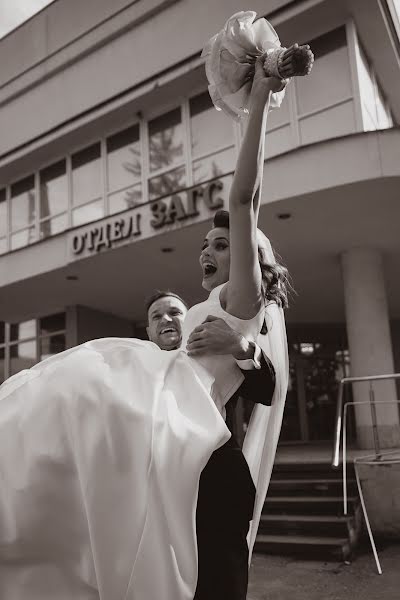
[{"left": 0, "top": 285, "right": 263, "bottom": 600}]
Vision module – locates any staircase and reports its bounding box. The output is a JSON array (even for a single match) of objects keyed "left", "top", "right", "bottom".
[{"left": 255, "top": 462, "right": 362, "bottom": 560}]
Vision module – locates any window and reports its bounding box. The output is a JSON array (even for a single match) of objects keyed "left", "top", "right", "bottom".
[
  {"left": 71, "top": 143, "right": 103, "bottom": 226},
  {"left": 40, "top": 161, "right": 68, "bottom": 218},
  {"left": 391, "top": 0, "right": 400, "bottom": 31},
  {"left": 40, "top": 334, "right": 66, "bottom": 361},
  {"left": 39, "top": 313, "right": 66, "bottom": 361},
  {"left": 39, "top": 313, "right": 66, "bottom": 336},
  {"left": 148, "top": 108, "right": 186, "bottom": 199},
  {"left": 10, "top": 319, "right": 36, "bottom": 342},
  {"left": 9, "top": 318, "right": 37, "bottom": 376},
  {"left": 1, "top": 313, "right": 66, "bottom": 382},
  {"left": 0, "top": 348, "right": 5, "bottom": 385},
  {"left": 277, "top": 327, "right": 354, "bottom": 442},
  {"left": 107, "top": 124, "right": 142, "bottom": 213},
  {"left": 190, "top": 92, "right": 234, "bottom": 156},
  {"left": 0, "top": 189, "right": 6, "bottom": 254},
  {"left": 0, "top": 92, "right": 238, "bottom": 243},
  {"left": 10, "top": 175, "right": 36, "bottom": 250},
  {"left": 0, "top": 189, "right": 6, "bottom": 236},
  {"left": 10, "top": 339, "right": 36, "bottom": 376},
  {"left": 358, "top": 44, "right": 393, "bottom": 131},
  {"left": 72, "top": 201, "right": 104, "bottom": 227},
  {"left": 10, "top": 176, "right": 35, "bottom": 230},
  {"left": 40, "top": 213, "right": 69, "bottom": 239},
  {"left": 0, "top": 322, "right": 5, "bottom": 385},
  {"left": 148, "top": 165, "right": 186, "bottom": 200},
  {"left": 149, "top": 108, "right": 184, "bottom": 172},
  {"left": 39, "top": 160, "right": 68, "bottom": 239},
  {"left": 296, "top": 27, "right": 350, "bottom": 116},
  {"left": 358, "top": 46, "right": 377, "bottom": 131},
  {"left": 295, "top": 26, "right": 358, "bottom": 146},
  {"left": 190, "top": 91, "right": 236, "bottom": 184},
  {"left": 375, "top": 84, "right": 392, "bottom": 129}
]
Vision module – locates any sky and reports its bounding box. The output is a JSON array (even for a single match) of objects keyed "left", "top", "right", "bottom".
[
  {"left": 1, "top": 0, "right": 400, "bottom": 40},
  {"left": 0, "top": 0, "right": 53, "bottom": 39}
]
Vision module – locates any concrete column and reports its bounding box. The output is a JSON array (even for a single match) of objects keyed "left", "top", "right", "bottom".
[{"left": 341, "top": 248, "right": 400, "bottom": 449}]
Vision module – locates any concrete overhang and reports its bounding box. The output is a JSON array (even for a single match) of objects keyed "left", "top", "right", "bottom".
[
  {"left": 1, "top": 0, "right": 399, "bottom": 164},
  {"left": 273, "top": 0, "right": 400, "bottom": 125},
  {"left": 1, "top": 128, "right": 400, "bottom": 324}
]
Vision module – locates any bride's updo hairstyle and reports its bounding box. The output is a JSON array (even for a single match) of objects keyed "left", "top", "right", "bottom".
[{"left": 212, "top": 210, "right": 290, "bottom": 309}]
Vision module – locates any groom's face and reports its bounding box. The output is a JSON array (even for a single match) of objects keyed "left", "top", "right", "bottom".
[{"left": 146, "top": 296, "right": 188, "bottom": 350}]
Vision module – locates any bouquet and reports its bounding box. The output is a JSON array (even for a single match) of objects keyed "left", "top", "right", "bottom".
[{"left": 202, "top": 11, "right": 314, "bottom": 120}]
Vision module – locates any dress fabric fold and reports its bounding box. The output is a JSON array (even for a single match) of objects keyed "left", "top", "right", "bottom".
[{"left": 0, "top": 286, "right": 265, "bottom": 599}]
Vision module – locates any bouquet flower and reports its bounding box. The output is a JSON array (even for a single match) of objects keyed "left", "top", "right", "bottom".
[{"left": 202, "top": 11, "right": 314, "bottom": 120}]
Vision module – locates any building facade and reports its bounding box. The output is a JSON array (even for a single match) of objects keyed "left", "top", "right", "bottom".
[{"left": 1, "top": 0, "right": 400, "bottom": 450}]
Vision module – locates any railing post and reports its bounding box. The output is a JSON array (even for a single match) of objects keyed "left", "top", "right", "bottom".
[
  {"left": 332, "top": 381, "right": 344, "bottom": 467},
  {"left": 369, "top": 384, "right": 381, "bottom": 460}
]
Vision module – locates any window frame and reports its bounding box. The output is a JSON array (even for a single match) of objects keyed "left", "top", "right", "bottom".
[
  {"left": 1, "top": 22, "right": 392, "bottom": 254},
  {"left": 0, "top": 314, "right": 66, "bottom": 382}
]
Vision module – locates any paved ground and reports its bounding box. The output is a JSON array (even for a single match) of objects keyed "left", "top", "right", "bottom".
[{"left": 248, "top": 542, "right": 400, "bottom": 600}]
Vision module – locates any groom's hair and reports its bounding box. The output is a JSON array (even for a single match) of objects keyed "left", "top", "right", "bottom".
[{"left": 145, "top": 290, "right": 189, "bottom": 314}]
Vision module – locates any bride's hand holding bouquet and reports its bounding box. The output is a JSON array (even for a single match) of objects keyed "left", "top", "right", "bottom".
[
  {"left": 249, "top": 55, "right": 287, "bottom": 109},
  {"left": 202, "top": 11, "right": 314, "bottom": 120}
]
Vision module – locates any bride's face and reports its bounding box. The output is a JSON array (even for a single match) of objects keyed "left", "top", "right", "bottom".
[{"left": 199, "top": 227, "right": 230, "bottom": 291}]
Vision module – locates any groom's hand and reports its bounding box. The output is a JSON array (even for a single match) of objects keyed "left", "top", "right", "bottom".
[{"left": 186, "top": 316, "right": 253, "bottom": 359}]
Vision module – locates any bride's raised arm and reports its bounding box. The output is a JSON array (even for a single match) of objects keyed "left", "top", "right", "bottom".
[{"left": 225, "top": 57, "right": 285, "bottom": 319}]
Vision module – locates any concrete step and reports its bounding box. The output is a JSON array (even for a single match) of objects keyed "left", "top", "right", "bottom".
[
  {"left": 268, "top": 478, "right": 356, "bottom": 496},
  {"left": 256, "top": 462, "right": 362, "bottom": 560},
  {"left": 254, "top": 533, "right": 351, "bottom": 560},
  {"left": 273, "top": 463, "right": 355, "bottom": 478},
  {"left": 258, "top": 513, "right": 356, "bottom": 536},
  {"left": 263, "top": 495, "right": 358, "bottom": 515}
]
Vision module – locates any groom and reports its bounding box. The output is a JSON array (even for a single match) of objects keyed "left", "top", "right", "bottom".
[{"left": 146, "top": 290, "right": 275, "bottom": 600}]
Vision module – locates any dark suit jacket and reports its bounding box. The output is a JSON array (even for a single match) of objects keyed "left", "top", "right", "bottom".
[
  {"left": 194, "top": 352, "right": 276, "bottom": 600},
  {"left": 225, "top": 352, "right": 276, "bottom": 435},
  {"left": 197, "top": 351, "right": 276, "bottom": 529}
]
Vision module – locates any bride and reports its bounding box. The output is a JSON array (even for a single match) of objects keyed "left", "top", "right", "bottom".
[{"left": 0, "top": 15, "right": 308, "bottom": 597}]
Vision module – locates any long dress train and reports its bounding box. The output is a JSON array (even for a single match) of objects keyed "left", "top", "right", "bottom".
[{"left": 0, "top": 284, "right": 263, "bottom": 600}]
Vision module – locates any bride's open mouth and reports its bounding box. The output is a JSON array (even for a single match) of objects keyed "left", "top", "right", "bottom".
[{"left": 202, "top": 262, "right": 217, "bottom": 278}]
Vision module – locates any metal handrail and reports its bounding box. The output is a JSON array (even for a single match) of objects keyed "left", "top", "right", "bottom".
[
  {"left": 341, "top": 399, "right": 400, "bottom": 512},
  {"left": 332, "top": 373, "right": 400, "bottom": 468},
  {"left": 342, "top": 406, "right": 400, "bottom": 576}
]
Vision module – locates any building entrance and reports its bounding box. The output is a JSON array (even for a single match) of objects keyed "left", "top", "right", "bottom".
[
  {"left": 236, "top": 325, "right": 355, "bottom": 448},
  {"left": 279, "top": 326, "right": 354, "bottom": 444}
]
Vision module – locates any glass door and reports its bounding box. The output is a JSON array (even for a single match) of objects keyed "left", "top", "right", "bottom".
[
  {"left": 239, "top": 326, "right": 355, "bottom": 445},
  {"left": 302, "top": 351, "right": 348, "bottom": 441},
  {"left": 279, "top": 333, "right": 353, "bottom": 443},
  {"left": 279, "top": 357, "right": 306, "bottom": 442}
]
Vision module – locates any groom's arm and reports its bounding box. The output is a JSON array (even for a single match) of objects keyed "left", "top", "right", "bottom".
[
  {"left": 186, "top": 316, "right": 275, "bottom": 406},
  {"left": 236, "top": 347, "right": 275, "bottom": 406}
]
